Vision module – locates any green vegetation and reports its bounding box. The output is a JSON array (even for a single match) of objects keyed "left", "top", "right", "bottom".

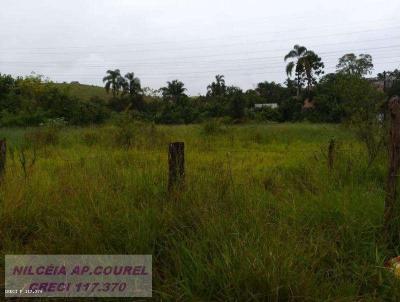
[
  {"left": 0, "top": 75, "right": 110, "bottom": 126},
  {"left": 1, "top": 123, "right": 400, "bottom": 300},
  {"left": 284, "top": 44, "right": 324, "bottom": 97},
  {"left": 336, "top": 53, "right": 374, "bottom": 76},
  {"left": 1, "top": 47, "right": 398, "bottom": 128}
]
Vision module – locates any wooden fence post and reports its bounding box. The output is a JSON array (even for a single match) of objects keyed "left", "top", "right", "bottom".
[
  {"left": 328, "top": 139, "right": 335, "bottom": 172},
  {"left": 384, "top": 96, "right": 400, "bottom": 244},
  {"left": 0, "top": 139, "right": 6, "bottom": 179},
  {"left": 168, "top": 142, "right": 185, "bottom": 191}
]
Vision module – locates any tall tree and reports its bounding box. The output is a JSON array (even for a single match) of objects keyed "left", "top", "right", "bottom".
[
  {"left": 284, "top": 45, "right": 324, "bottom": 97},
  {"left": 161, "top": 80, "right": 187, "bottom": 102},
  {"left": 284, "top": 45, "right": 308, "bottom": 98},
  {"left": 301, "top": 51, "right": 324, "bottom": 94},
  {"left": 123, "top": 72, "right": 141, "bottom": 96},
  {"left": 103, "top": 69, "right": 124, "bottom": 97},
  {"left": 0, "top": 73, "right": 15, "bottom": 97},
  {"left": 228, "top": 87, "right": 245, "bottom": 120},
  {"left": 336, "top": 53, "right": 373, "bottom": 76},
  {"left": 207, "top": 74, "right": 226, "bottom": 97}
]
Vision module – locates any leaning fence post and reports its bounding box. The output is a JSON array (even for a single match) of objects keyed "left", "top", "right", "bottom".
[
  {"left": 384, "top": 96, "right": 400, "bottom": 244},
  {"left": 0, "top": 139, "right": 6, "bottom": 179},
  {"left": 168, "top": 142, "right": 185, "bottom": 191},
  {"left": 328, "top": 139, "right": 335, "bottom": 172}
]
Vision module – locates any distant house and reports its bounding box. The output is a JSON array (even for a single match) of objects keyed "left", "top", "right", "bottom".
[
  {"left": 254, "top": 103, "right": 278, "bottom": 110},
  {"left": 70, "top": 81, "right": 80, "bottom": 85}
]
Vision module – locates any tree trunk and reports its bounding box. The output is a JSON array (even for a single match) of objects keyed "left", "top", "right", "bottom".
[{"left": 296, "top": 74, "right": 300, "bottom": 98}]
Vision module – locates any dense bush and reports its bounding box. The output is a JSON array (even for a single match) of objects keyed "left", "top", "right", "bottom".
[
  {"left": 0, "top": 74, "right": 110, "bottom": 127},
  {"left": 256, "top": 107, "right": 281, "bottom": 122},
  {"left": 278, "top": 97, "right": 304, "bottom": 122}
]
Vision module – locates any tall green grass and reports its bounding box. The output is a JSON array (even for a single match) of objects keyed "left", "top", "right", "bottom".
[{"left": 1, "top": 123, "right": 399, "bottom": 301}]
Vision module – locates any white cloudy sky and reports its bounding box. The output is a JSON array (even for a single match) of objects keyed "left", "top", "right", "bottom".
[{"left": 0, "top": 0, "right": 399, "bottom": 95}]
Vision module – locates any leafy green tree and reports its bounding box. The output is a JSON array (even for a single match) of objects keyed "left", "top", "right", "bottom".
[
  {"left": 228, "top": 87, "right": 245, "bottom": 120},
  {"left": 336, "top": 53, "right": 373, "bottom": 76},
  {"left": 284, "top": 45, "right": 324, "bottom": 97},
  {"left": 257, "top": 106, "right": 281, "bottom": 122},
  {"left": 0, "top": 74, "right": 17, "bottom": 114},
  {"left": 301, "top": 51, "right": 324, "bottom": 94},
  {"left": 312, "top": 73, "right": 346, "bottom": 122},
  {"left": 256, "top": 81, "right": 291, "bottom": 104},
  {"left": 343, "top": 76, "right": 385, "bottom": 164},
  {"left": 0, "top": 73, "right": 15, "bottom": 97},
  {"left": 157, "top": 80, "right": 198, "bottom": 123},
  {"left": 278, "top": 97, "right": 304, "bottom": 122},
  {"left": 207, "top": 75, "right": 226, "bottom": 97},
  {"left": 226, "top": 86, "right": 242, "bottom": 97},
  {"left": 120, "top": 72, "right": 145, "bottom": 111},
  {"left": 322, "top": 73, "right": 385, "bottom": 163},
  {"left": 244, "top": 89, "right": 263, "bottom": 108},
  {"left": 103, "top": 69, "right": 124, "bottom": 97},
  {"left": 202, "top": 95, "right": 228, "bottom": 118},
  {"left": 161, "top": 80, "right": 187, "bottom": 103}
]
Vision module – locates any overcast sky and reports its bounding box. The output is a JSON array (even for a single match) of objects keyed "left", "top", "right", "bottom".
[{"left": 0, "top": 0, "right": 399, "bottom": 95}]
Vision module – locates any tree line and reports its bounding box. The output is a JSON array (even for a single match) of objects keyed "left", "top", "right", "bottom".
[{"left": 0, "top": 45, "right": 399, "bottom": 126}]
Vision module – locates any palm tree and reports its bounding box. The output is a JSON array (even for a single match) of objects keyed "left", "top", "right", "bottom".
[
  {"left": 161, "top": 80, "right": 186, "bottom": 102},
  {"left": 285, "top": 45, "right": 324, "bottom": 97},
  {"left": 124, "top": 72, "right": 141, "bottom": 96},
  {"left": 284, "top": 45, "right": 308, "bottom": 98},
  {"left": 207, "top": 74, "right": 226, "bottom": 97},
  {"left": 103, "top": 69, "right": 123, "bottom": 97},
  {"left": 215, "top": 74, "right": 225, "bottom": 84}
]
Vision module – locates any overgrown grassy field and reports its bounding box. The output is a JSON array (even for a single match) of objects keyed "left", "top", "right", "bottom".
[{"left": 1, "top": 123, "right": 399, "bottom": 301}]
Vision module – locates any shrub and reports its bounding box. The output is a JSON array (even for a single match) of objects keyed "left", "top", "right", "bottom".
[
  {"left": 257, "top": 107, "right": 281, "bottom": 122},
  {"left": 70, "top": 97, "right": 110, "bottom": 125},
  {"left": 113, "top": 113, "right": 136, "bottom": 148}
]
